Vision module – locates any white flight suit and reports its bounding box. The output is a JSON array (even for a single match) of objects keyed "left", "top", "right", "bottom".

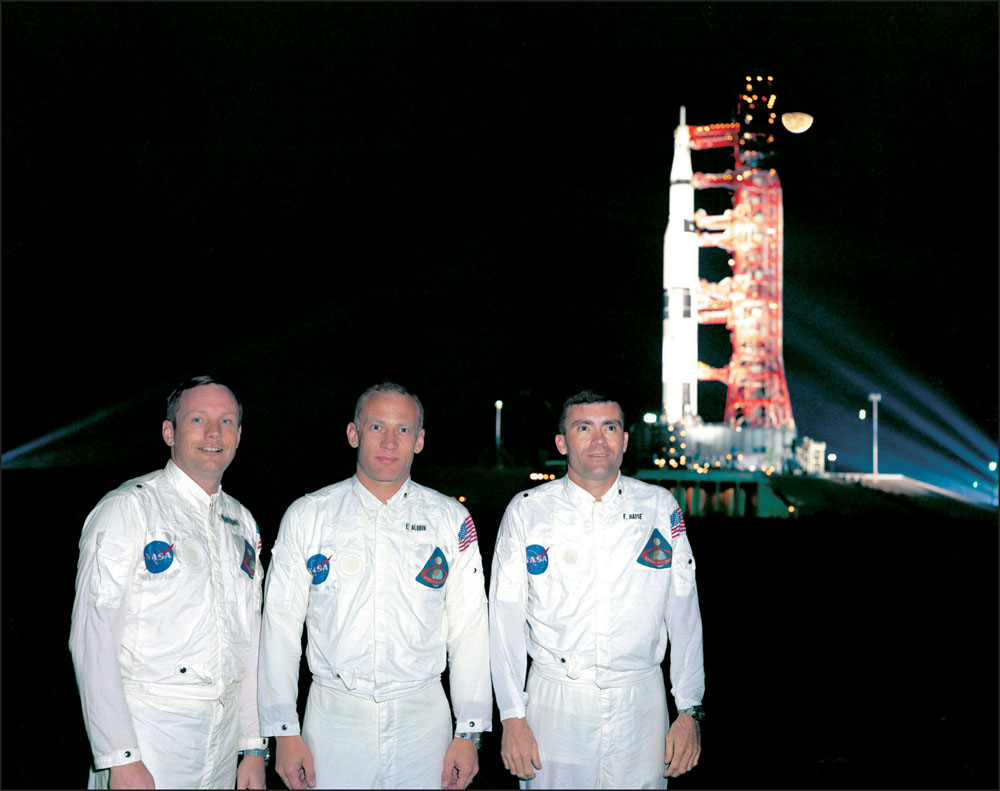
[
  {"left": 490, "top": 473, "right": 704, "bottom": 789},
  {"left": 258, "top": 476, "right": 492, "bottom": 789},
  {"left": 69, "top": 460, "right": 267, "bottom": 789}
]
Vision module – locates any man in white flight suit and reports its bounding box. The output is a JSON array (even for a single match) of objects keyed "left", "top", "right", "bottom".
[
  {"left": 490, "top": 390, "right": 704, "bottom": 789},
  {"left": 258, "top": 382, "right": 491, "bottom": 790},
  {"left": 69, "top": 376, "right": 268, "bottom": 789}
]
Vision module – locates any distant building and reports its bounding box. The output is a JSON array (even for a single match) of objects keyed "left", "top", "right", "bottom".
[{"left": 795, "top": 436, "right": 827, "bottom": 475}]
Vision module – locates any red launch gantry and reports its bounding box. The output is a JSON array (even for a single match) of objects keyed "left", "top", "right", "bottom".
[{"left": 664, "top": 74, "right": 795, "bottom": 433}]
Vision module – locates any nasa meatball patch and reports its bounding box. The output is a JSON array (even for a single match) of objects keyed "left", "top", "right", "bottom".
[
  {"left": 636, "top": 529, "right": 672, "bottom": 569},
  {"left": 307, "top": 553, "right": 332, "bottom": 585},
  {"left": 526, "top": 544, "right": 550, "bottom": 575},
  {"left": 416, "top": 547, "right": 449, "bottom": 588},
  {"left": 143, "top": 540, "right": 175, "bottom": 573}
]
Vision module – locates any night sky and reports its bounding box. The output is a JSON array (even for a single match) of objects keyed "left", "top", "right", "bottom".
[{"left": 3, "top": 2, "right": 997, "bottom": 495}]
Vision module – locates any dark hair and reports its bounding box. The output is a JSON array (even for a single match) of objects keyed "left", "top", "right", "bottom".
[
  {"left": 558, "top": 390, "right": 624, "bottom": 435},
  {"left": 353, "top": 381, "right": 424, "bottom": 431},
  {"left": 165, "top": 376, "right": 243, "bottom": 427}
]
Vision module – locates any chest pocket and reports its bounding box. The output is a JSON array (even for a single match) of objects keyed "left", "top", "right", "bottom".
[
  {"left": 307, "top": 536, "right": 366, "bottom": 598},
  {"left": 129, "top": 535, "right": 187, "bottom": 605}
]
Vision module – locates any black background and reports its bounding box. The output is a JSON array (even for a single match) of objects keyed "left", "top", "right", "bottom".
[{"left": 2, "top": 3, "right": 998, "bottom": 789}]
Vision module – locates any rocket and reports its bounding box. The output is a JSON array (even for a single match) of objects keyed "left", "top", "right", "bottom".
[{"left": 661, "top": 106, "right": 700, "bottom": 423}]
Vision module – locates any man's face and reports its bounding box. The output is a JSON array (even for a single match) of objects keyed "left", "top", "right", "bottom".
[
  {"left": 555, "top": 401, "right": 628, "bottom": 489},
  {"left": 162, "top": 384, "right": 241, "bottom": 493},
  {"left": 347, "top": 391, "right": 425, "bottom": 492}
]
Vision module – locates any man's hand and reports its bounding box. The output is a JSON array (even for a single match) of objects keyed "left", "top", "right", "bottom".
[
  {"left": 276, "top": 734, "right": 317, "bottom": 790},
  {"left": 237, "top": 754, "right": 266, "bottom": 790},
  {"left": 109, "top": 760, "right": 155, "bottom": 789},
  {"left": 664, "top": 712, "right": 701, "bottom": 778},
  {"left": 441, "top": 736, "right": 479, "bottom": 790},
  {"left": 500, "top": 717, "right": 542, "bottom": 780}
]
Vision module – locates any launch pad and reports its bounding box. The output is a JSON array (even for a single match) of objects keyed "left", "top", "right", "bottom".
[{"left": 634, "top": 419, "right": 797, "bottom": 475}]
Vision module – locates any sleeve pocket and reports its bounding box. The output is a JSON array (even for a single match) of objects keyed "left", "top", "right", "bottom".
[
  {"left": 264, "top": 543, "right": 299, "bottom": 611},
  {"left": 91, "top": 531, "right": 135, "bottom": 608},
  {"left": 494, "top": 537, "right": 525, "bottom": 603},
  {"left": 672, "top": 550, "right": 697, "bottom": 598}
]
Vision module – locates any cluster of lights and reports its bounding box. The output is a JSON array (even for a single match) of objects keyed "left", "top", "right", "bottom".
[
  {"left": 652, "top": 454, "right": 781, "bottom": 475},
  {"left": 529, "top": 472, "right": 558, "bottom": 481},
  {"left": 694, "top": 123, "right": 739, "bottom": 132}
]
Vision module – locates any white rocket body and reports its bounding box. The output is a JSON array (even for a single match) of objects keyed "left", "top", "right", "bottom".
[{"left": 661, "top": 107, "right": 700, "bottom": 423}]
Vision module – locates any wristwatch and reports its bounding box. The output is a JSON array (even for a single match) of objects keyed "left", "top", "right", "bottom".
[
  {"left": 239, "top": 747, "right": 270, "bottom": 766},
  {"left": 456, "top": 732, "right": 482, "bottom": 749},
  {"left": 679, "top": 706, "right": 705, "bottom": 722}
]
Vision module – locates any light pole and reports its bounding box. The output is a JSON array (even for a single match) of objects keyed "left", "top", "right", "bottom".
[
  {"left": 868, "top": 393, "right": 881, "bottom": 475},
  {"left": 494, "top": 400, "right": 503, "bottom": 467}
]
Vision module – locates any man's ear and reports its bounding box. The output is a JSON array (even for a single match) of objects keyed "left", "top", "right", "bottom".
[
  {"left": 554, "top": 434, "right": 568, "bottom": 456},
  {"left": 346, "top": 422, "right": 360, "bottom": 449},
  {"left": 162, "top": 420, "right": 175, "bottom": 447}
]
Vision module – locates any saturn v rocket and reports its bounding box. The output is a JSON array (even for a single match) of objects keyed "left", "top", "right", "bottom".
[
  {"left": 661, "top": 74, "right": 796, "bottom": 441},
  {"left": 661, "top": 107, "right": 700, "bottom": 423}
]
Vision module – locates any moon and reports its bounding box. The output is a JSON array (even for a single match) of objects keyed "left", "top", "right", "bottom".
[{"left": 781, "top": 112, "right": 814, "bottom": 133}]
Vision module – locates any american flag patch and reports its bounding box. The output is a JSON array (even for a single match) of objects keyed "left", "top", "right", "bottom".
[
  {"left": 458, "top": 516, "right": 478, "bottom": 552},
  {"left": 670, "top": 508, "right": 687, "bottom": 539},
  {"left": 256, "top": 524, "right": 262, "bottom": 552}
]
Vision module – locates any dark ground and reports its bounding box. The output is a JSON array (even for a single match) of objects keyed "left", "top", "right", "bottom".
[{"left": 3, "top": 464, "right": 997, "bottom": 790}]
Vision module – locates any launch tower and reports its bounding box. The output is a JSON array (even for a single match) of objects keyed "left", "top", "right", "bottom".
[{"left": 658, "top": 74, "right": 797, "bottom": 471}]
